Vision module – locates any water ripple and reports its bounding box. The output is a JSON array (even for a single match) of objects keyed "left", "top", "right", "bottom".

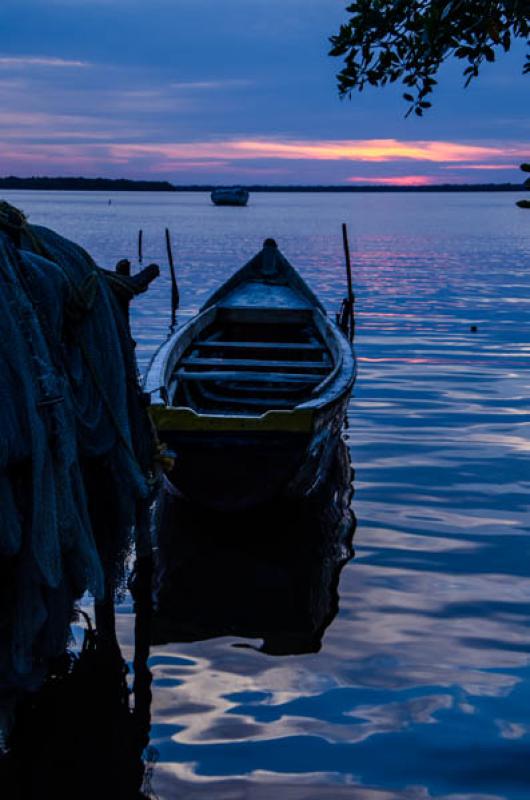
[{"left": 6, "top": 189, "right": 530, "bottom": 798}]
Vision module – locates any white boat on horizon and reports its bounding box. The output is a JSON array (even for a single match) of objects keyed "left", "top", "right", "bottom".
[{"left": 211, "top": 186, "right": 249, "bottom": 206}]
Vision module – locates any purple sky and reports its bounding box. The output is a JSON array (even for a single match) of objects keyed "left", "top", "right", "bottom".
[{"left": 1, "top": 0, "right": 529, "bottom": 184}]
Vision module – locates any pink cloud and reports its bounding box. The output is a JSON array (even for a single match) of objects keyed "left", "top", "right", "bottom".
[
  {"left": 1, "top": 137, "right": 528, "bottom": 181},
  {"left": 228, "top": 138, "right": 529, "bottom": 163},
  {"left": 347, "top": 175, "right": 438, "bottom": 186},
  {"left": 446, "top": 163, "right": 519, "bottom": 170},
  {"left": 105, "top": 138, "right": 530, "bottom": 167},
  {"left": 147, "top": 160, "right": 233, "bottom": 172},
  {"left": 148, "top": 160, "right": 290, "bottom": 175},
  {"left": 0, "top": 111, "right": 121, "bottom": 141},
  {"left": 3, "top": 137, "right": 529, "bottom": 166}
]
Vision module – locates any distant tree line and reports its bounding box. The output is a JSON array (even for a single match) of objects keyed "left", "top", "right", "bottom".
[
  {"left": 0, "top": 177, "right": 525, "bottom": 193},
  {"left": 0, "top": 176, "right": 175, "bottom": 192}
]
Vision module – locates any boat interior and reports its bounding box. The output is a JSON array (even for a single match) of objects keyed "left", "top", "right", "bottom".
[{"left": 171, "top": 309, "right": 335, "bottom": 414}]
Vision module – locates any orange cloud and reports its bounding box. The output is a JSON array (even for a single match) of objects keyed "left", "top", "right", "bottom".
[
  {"left": 231, "top": 139, "right": 508, "bottom": 162},
  {"left": 1, "top": 137, "right": 528, "bottom": 179},
  {"left": 108, "top": 138, "right": 530, "bottom": 165},
  {"left": 1, "top": 136, "right": 527, "bottom": 166}
]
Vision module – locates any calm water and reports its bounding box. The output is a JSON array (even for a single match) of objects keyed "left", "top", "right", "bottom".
[{"left": 5, "top": 190, "right": 530, "bottom": 798}]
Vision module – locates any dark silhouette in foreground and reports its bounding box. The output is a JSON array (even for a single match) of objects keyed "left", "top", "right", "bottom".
[
  {"left": 0, "top": 558, "right": 154, "bottom": 800},
  {"left": 0, "top": 443, "right": 355, "bottom": 797}
]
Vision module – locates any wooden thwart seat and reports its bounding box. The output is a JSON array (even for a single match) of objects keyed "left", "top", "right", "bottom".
[
  {"left": 177, "top": 370, "right": 322, "bottom": 385},
  {"left": 195, "top": 340, "right": 325, "bottom": 352},
  {"left": 181, "top": 357, "right": 330, "bottom": 373}
]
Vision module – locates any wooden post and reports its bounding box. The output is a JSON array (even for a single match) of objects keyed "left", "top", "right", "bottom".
[
  {"left": 138, "top": 229, "right": 143, "bottom": 264},
  {"left": 165, "top": 227, "right": 180, "bottom": 326},
  {"left": 115, "top": 258, "right": 132, "bottom": 326},
  {"left": 341, "top": 223, "right": 355, "bottom": 342},
  {"left": 115, "top": 258, "right": 131, "bottom": 277}
]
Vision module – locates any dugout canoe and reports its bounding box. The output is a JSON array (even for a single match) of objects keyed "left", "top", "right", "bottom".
[{"left": 144, "top": 238, "right": 356, "bottom": 510}]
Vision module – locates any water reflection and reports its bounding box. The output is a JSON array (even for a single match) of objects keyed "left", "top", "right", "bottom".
[
  {"left": 0, "top": 441, "right": 356, "bottom": 798},
  {"left": 150, "top": 442, "right": 355, "bottom": 656},
  {"left": 0, "top": 579, "right": 155, "bottom": 800},
  {"left": 2, "top": 190, "right": 529, "bottom": 797}
]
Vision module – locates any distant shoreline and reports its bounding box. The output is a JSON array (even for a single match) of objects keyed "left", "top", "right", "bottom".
[{"left": 0, "top": 176, "right": 525, "bottom": 193}]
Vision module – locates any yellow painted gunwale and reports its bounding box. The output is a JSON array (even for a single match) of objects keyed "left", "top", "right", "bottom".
[{"left": 149, "top": 404, "right": 314, "bottom": 433}]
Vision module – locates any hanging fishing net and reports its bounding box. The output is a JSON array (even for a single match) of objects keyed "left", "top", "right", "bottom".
[{"left": 0, "top": 201, "right": 156, "bottom": 690}]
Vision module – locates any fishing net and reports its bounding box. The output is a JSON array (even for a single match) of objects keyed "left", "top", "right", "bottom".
[{"left": 0, "top": 201, "right": 155, "bottom": 689}]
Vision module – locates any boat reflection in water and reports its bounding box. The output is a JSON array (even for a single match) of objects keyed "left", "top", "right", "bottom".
[{"left": 151, "top": 440, "right": 355, "bottom": 655}]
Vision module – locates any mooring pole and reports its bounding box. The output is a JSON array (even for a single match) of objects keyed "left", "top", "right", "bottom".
[
  {"left": 115, "top": 258, "right": 132, "bottom": 325},
  {"left": 341, "top": 222, "right": 355, "bottom": 342},
  {"left": 138, "top": 229, "right": 143, "bottom": 264},
  {"left": 132, "top": 551, "right": 153, "bottom": 763},
  {"left": 165, "top": 227, "right": 180, "bottom": 326}
]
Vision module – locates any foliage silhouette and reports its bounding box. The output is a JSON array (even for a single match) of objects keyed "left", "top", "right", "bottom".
[{"left": 330, "top": 1, "right": 530, "bottom": 117}]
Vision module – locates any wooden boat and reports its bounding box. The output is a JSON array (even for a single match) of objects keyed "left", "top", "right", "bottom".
[
  {"left": 144, "top": 238, "right": 356, "bottom": 510},
  {"left": 211, "top": 186, "right": 249, "bottom": 206}
]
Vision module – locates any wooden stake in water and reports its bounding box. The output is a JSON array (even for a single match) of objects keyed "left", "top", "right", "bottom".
[
  {"left": 138, "top": 229, "right": 143, "bottom": 264},
  {"left": 165, "top": 227, "right": 180, "bottom": 325},
  {"left": 341, "top": 222, "right": 355, "bottom": 342}
]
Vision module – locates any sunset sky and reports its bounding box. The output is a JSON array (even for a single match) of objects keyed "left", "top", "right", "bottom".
[{"left": 1, "top": 0, "right": 529, "bottom": 185}]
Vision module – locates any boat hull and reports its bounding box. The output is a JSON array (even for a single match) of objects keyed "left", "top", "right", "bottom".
[
  {"left": 210, "top": 188, "right": 249, "bottom": 207},
  {"left": 157, "top": 392, "right": 349, "bottom": 511},
  {"left": 211, "top": 198, "right": 248, "bottom": 207}
]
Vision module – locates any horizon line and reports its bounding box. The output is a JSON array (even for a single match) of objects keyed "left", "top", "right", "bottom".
[{"left": 0, "top": 176, "right": 526, "bottom": 193}]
